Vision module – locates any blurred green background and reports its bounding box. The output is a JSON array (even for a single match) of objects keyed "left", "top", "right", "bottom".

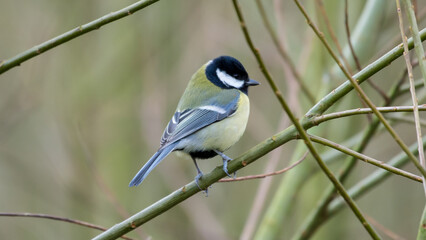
[{"left": 0, "top": 0, "right": 426, "bottom": 239}]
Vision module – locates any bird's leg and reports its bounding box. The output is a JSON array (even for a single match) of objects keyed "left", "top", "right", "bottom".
[
  {"left": 192, "top": 156, "right": 208, "bottom": 195},
  {"left": 213, "top": 150, "right": 236, "bottom": 179}
]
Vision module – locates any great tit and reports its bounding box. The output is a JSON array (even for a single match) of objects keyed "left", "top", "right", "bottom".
[{"left": 129, "top": 56, "right": 259, "bottom": 189}]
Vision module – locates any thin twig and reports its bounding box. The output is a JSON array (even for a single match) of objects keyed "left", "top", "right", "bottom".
[
  {"left": 318, "top": 0, "right": 372, "bottom": 122},
  {"left": 219, "top": 151, "right": 308, "bottom": 182},
  {"left": 292, "top": 67, "right": 410, "bottom": 240},
  {"left": 396, "top": 0, "right": 426, "bottom": 196},
  {"left": 93, "top": 26, "right": 426, "bottom": 240},
  {"left": 313, "top": 105, "right": 426, "bottom": 124},
  {"left": 0, "top": 0, "right": 159, "bottom": 75},
  {"left": 328, "top": 136, "right": 426, "bottom": 217},
  {"left": 316, "top": 0, "right": 352, "bottom": 72},
  {"left": 383, "top": 6, "right": 426, "bottom": 57},
  {"left": 0, "top": 212, "right": 134, "bottom": 240},
  {"left": 344, "top": 0, "right": 390, "bottom": 102},
  {"left": 234, "top": 0, "right": 380, "bottom": 238},
  {"left": 402, "top": 0, "right": 426, "bottom": 88},
  {"left": 305, "top": 27, "right": 426, "bottom": 117},
  {"left": 294, "top": 0, "right": 426, "bottom": 181},
  {"left": 255, "top": 0, "right": 316, "bottom": 104},
  {"left": 308, "top": 135, "right": 422, "bottom": 183}
]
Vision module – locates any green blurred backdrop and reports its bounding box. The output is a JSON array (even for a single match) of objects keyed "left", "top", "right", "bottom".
[{"left": 0, "top": 0, "right": 426, "bottom": 239}]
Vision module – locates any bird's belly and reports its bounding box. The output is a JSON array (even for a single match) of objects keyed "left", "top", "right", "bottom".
[{"left": 178, "top": 94, "right": 250, "bottom": 153}]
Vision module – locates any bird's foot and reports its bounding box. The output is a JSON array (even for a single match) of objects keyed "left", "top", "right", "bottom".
[
  {"left": 195, "top": 172, "right": 208, "bottom": 196},
  {"left": 222, "top": 157, "right": 234, "bottom": 178}
]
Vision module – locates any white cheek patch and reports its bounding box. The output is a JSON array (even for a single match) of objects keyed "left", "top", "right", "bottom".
[{"left": 216, "top": 69, "right": 244, "bottom": 88}]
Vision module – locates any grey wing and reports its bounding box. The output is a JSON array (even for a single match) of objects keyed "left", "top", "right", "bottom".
[{"left": 159, "top": 95, "right": 240, "bottom": 148}]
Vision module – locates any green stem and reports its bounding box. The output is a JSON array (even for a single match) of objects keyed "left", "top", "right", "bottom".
[
  {"left": 294, "top": 0, "right": 426, "bottom": 180},
  {"left": 234, "top": 0, "right": 380, "bottom": 238},
  {"left": 95, "top": 25, "right": 426, "bottom": 240},
  {"left": 291, "top": 62, "right": 406, "bottom": 240},
  {"left": 308, "top": 135, "right": 422, "bottom": 183},
  {"left": 306, "top": 27, "right": 426, "bottom": 117},
  {"left": 313, "top": 105, "right": 426, "bottom": 124},
  {"left": 328, "top": 137, "right": 426, "bottom": 216},
  {"left": 402, "top": 0, "right": 426, "bottom": 88},
  {"left": 396, "top": 0, "right": 426, "bottom": 195},
  {"left": 0, "top": 0, "right": 159, "bottom": 75},
  {"left": 255, "top": 0, "right": 316, "bottom": 104}
]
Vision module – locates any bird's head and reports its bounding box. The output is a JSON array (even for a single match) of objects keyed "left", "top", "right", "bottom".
[{"left": 205, "top": 56, "right": 259, "bottom": 94}]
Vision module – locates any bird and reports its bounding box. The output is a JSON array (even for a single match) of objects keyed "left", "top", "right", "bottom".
[{"left": 129, "top": 55, "right": 259, "bottom": 191}]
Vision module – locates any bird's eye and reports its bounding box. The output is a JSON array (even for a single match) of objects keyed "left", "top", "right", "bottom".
[{"left": 232, "top": 74, "right": 239, "bottom": 78}]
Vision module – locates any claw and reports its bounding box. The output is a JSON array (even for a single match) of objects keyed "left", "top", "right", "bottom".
[
  {"left": 195, "top": 172, "right": 203, "bottom": 189},
  {"left": 214, "top": 150, "right": 235, "bottom": 178},
  {"left": 223, "top": 159, "right": 233, "bottom": 178},
  {"left": 194, "top": 171, "right": 208, "bottom": 196}
]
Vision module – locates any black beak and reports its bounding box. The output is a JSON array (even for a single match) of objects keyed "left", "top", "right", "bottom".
[{"left": 246, "top": 78, "right": 260, "bottom": 86}]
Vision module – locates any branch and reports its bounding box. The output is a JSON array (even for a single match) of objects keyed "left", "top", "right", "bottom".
[
  {"left": 255, "top": 0, "right": 316, "bottom": 104},
  {"left": 313, "top": 105, "right": 426, "bottom": 124},
  {"left": 396, "top": 0, "right": 426, "bottom": 195},
  {"left": 294, "top": 0, "right": 426, "bottom": 182},
  {"left": 0, "top": 0, "right": 159, "bottom": 75},
  {"left": 308, "top": 135, "right": 422, "bottom": 183},
  {"left": 94, "top": 25, "right": 426, "bottom": 240},
  {"left": 328, "top": 136, "right": 426, "bottom": 216},
  {"left": 402, "top": 0, "right": 426, "bottom": 88},
  {"left": 305, "top": 27, "right": 426, "bottom": 117},
  {"left": 291, "top": 30, "right": 415, "bottom": 240},
  {"left": 218, "top": 151, "right": 308, "bottom": 182},
  {"left": 316, "top": 0, "right": 352, "bottom": 72},
  {"left": 0, "top": 212, "right": 134, "bottom": 240},
  {"left": 344, "top": 0, "right": 390, "bottom": 103},
  {"left": 234, "top": 0, "right": 380, "bottom": 238},
  {"left": 92, "top": 127, "right": 298, "bottom": 240}
]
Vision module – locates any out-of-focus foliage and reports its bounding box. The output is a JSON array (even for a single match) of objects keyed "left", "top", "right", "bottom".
[{"left": 0, "top": 0, "right": 425, "bottom": 239}]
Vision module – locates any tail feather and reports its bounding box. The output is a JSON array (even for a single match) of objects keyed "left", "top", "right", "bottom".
[{"left": 129, "top": 144, "right": 176, "bottom": 187}]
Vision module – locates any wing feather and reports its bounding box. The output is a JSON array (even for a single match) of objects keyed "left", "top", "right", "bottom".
[{"left": 159, "top": 93, "right": 239, "bottom": 148}]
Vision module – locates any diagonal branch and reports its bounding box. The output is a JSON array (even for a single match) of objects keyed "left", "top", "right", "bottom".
[
  {"left": 93, "top": 25, "right": 426, "bottom": 240},
  {"left": 344, "top": 0, "right": 390, "bottom": 102},
  {"left": 308, "top": 135, "right": 423, "bottom": 183},
  {"left": 294, "top": 0, "right": 426, "bottom": 181},
  {"left": 402, "top": 0, "right": 426, "bottom": 88},
  {"left": 0, "top": 212, "right": 134, "bottom": 240},
  {"left": 328, "top": 136, "right": 426, "bottom": 216},
  {"left": 0, "top": 0, "right": 159, "bottom": 75},
  {"left": 233, "top": 0, "right": 380, "bottom": 238},
  {"left": 255, "top": 0, "right": 316, "bottom": 104},
  {"left": 396, "top": 0, "right": 426, "bottom": 195}
]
